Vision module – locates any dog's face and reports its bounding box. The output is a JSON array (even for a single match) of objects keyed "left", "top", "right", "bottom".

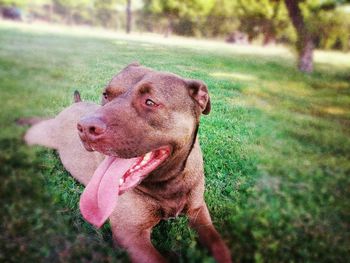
[
  {"left": 78, "top": 63, "right": 211, "bottom": 159},
  {"left": 77, "top": 63, "right": 211, "bottom": 227}
]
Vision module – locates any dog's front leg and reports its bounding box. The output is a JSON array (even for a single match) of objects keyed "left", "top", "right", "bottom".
[
  {"left": 188, "top": 204, "right": 232, "bottom": 263},
  {"left": 112, "top": 227, "right": 166, "bottom": 263},
  {"left": 109, "top": 192, "right": 166, "bottom": 263}
]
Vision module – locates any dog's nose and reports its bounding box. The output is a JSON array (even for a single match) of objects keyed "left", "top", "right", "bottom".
[{"left": 77, "top": 117, "right": 107, "bottom": 140}]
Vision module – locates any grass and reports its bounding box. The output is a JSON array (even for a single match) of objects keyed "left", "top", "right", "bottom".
[{"left": 1, "top": 21, "right": 350, "bottom": 262}]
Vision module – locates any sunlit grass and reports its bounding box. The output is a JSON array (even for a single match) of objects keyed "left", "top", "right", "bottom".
[
  {"left": 210, "top": 71, "right": 258, "bottom": 81},
  {"left": 2, "top": 20, "right": 350, "bottom": 68}
]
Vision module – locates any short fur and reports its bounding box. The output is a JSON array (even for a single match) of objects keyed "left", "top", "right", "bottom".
[
  {"left": 78, "top": 63, "right": 232, "bottom": 263},
  {"left": 24, "top": 64, "right": 232, "bottom": 263}
]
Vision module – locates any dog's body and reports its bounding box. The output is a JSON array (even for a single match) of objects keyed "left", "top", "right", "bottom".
[{"left": 24, "top": 63, "right": 232, "bottom": 263}]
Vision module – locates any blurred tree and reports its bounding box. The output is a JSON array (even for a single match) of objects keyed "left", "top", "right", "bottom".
[
  {"left": 235, "top": 0, "right": 290, "bottom": 44},
  {"left": 95, "top": 0, "right": 133, "bottom": 33},
  {"left": 93, "top": 0, "right": 116, "bottom": 28},
  {"left": 304, "top": 1, "right": 350, "bottom": 51},
  {"left": 0, "top": 0, "right": 26, "bottom": 7},
  {"left": 126, "top": 0, "right": 131, "bottom": 33},
  {"left": 143, "top": 0, "right": 215, "bottom": 36},
  {"left": 52, "top": 0, "right": 127, "bottom": 30},
  {"left": 201, "top": 0, "right": 237, "bottom": 37},
  {"left": 28, "top": 0, "right": 55, "bottom": 22},
  {"left": 284, "top": 0, "right": 350, "bottom": 72},
  {"left": 3, "top": 0, "right": 349, "bottom": 56},
  {"left": 113, "top": 0, "right": 133, "bottom": 33},
  {"left": 53, "top": 0, "right": 91, "bottom": 24},
  {"left": 284, "top": 0, "right": 313, "bottom": 72}
]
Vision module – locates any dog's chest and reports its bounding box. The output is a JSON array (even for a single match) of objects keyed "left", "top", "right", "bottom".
[
  {"left": 138, "top": 169, "right": 197, "bottom": 219},
  {"left": 159, "top": 195, "right": 188, "bottom": 220}
]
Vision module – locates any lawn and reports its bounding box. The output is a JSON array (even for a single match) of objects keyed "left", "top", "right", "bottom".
[{"left": 0, "top": 21, "right": 349, "bottom": 263}]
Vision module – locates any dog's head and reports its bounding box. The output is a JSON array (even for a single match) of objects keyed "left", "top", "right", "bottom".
[
  {"left": 78, "top": 62, "right": 210, "bottom": 158},
  {"left": 77, "top": 63, "right": 210, "bottom": 227}
]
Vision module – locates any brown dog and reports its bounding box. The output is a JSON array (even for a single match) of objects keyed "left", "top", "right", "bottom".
[{"left": 77, "top": 63, "right": 232, "bottom": 263}]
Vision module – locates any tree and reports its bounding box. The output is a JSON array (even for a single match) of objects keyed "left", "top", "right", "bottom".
[
  {"left": 143, "top": 0, "right": 215, "bottom": 37},
  {"left": 201, "top": 0, "right": 238, "bottom": 37},
  {"left": 0, "top": 0, "right": 26, "bottom": 7},
  {"left": 94, "top": 0, "right": 116, "bottom": 28},
  {"left": 314, "top": 7, "right": 350, "bottom": 51},
  {"left": 284, "top": 0, "right": 314, "bottom": 72},
  {"left": 236, "top": 0, "right": 290, "bottom": 44},
  {"left": 115, "top": 0, "right": 136, "bottom": 34},
  {"left": 53, "top": 0, "right": 91, "bottom": 24},
  {"left": 284, "top": 0, "right": 350, "bottom": 73},
  {"left": 126, "top": 0, "right": 131, "bottom": 33}
]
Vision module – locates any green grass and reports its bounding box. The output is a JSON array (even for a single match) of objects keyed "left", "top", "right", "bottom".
[{"left": 1, "top": 21, "right": 350, "bottom": 262}]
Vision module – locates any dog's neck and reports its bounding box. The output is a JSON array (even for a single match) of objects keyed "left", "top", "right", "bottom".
[{"left": 135, "top": 123, "right": 201, "bottom": 200}]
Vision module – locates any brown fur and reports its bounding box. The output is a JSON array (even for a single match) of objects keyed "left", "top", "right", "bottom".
[
  {"left": 78, "top": 63, "right": 232, "bottom": 263},
  {"left": 23, "top": 65, "right": 232, "bottom": 263}
]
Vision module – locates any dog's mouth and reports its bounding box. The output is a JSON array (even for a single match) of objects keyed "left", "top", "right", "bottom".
[{"left": 79, "top": 146, "right": 170, "bottom": 228}]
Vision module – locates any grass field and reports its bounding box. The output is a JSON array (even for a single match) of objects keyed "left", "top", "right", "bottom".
[{"left": 0, "top": 21, "right": 350, "bottom": 263}]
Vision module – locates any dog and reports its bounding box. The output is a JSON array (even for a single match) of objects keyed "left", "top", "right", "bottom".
[
  {"left": 77, "top": 62, "right": 232, "bottom": 263},
  {"left": 22, "top": 63, "right": 232, "bottom": 262}
]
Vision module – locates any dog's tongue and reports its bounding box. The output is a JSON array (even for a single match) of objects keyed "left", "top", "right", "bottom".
[{"left": 79, "top": 156, "right": 137, "bottom": 228}]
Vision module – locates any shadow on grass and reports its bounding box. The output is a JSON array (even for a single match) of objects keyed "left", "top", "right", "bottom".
[{"left": 0, "top": 138, "right": 127, "bottom": 262}]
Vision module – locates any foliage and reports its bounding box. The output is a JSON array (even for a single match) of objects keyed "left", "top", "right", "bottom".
[
  {"left": 1, "top": 22, "right": 350, "bottom": 262},
  {"left": 143, "top": 0, "right": 214, "bottom": 17},
  {"left": 93, "top": 0, "right": 117, "bottom": 28},
  {"left": 200, "top": 0, "right": 238, "bottom": 37},
  {"left": 1, "top": 0, "right": 349, "bottom": 51},
  {"left": 0, "top": 0, "right": 27, "bottom": 7},
  {"left": 235, "top": 0, "right": 292, "bottom": 44},
  {"left": 301, "top": 1, "right": 350, "bottom": 50},
  {"left": 53, "top": 0, "right": 91, "bottom": 9},
  {"left": 142, "top": 0, "right": 215, "bottom": 36}
]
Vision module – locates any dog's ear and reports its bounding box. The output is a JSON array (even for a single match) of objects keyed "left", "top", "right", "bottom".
[
  {"left": 187, "top": 80, "right": 211, "bottom": 115},
  {"left": 74, "top": 90, "right": 81, "bottom": 103}
]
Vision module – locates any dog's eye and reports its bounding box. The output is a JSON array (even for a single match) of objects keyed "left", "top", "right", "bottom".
[
  {"left": 145, "top": 99, "right": 156, "bottom": 107},
  {"left": 103, "top": 92, "right": 108, "bottom": 99}
]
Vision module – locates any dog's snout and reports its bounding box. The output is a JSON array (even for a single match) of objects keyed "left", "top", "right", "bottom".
[{"left": 77, "top": 117, "right": 107, "bottom": 140}]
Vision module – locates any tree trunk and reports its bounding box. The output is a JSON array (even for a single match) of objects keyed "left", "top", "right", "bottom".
[
  {"left": 164, "top": 17, "right": 173, "bottom": 38},
  {"left": 263, "top": 34, "right": 276, "bottom": 46},
  {"left": 284, "top": 0, "right": 314, "bottom": 73},
  {"left": 262, "top": 25, "right": 276, "bottom": 46},
  {"left": 67, "top": 9, "right": 73, "bottom": 25},
  {"left": 298, "top": 35, "right": 314, "bottom": 72},
  {"left": 48, "top": 4, "right": 53, "bottom": 22},
  {"left": 126, "top": 0, "right": 131, "bottom": 34}
]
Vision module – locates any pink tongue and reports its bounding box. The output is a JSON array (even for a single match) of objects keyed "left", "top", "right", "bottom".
[{"left": 79, "top": 156, "right": 137, "bottom": 228}]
